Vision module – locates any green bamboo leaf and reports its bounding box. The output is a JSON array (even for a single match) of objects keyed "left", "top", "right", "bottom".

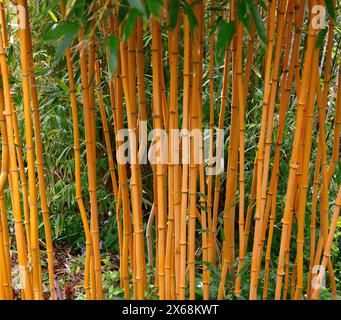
[
  {"left": 146, "top": 0, "right": 163, "bottom": 19},
  {"left": 209, "top": 15, "right": 222, "bottom": 36},
  {"left": 105, "top": 34, "right": 119, "bottom": 75},
  {"left": 65, "top": 0, "right": 77, "bottom": 16},
  {"left": 183, "top": 0, "right": 198, "bottom": 30},
  {"left": 259, "top": 0, "right": 267, "bottom": 11},
  {"left": 216, "top": 20, "right": 235, "bottom": 61},
  {"left": 118, "top": 1, "right": 129, "bottom": 23},
  {"left": 169, "top": 0, "right": 180, "bottom": 30},
  {"left": 42, "top": 21, "right": 80, "bottom": 42},
  {"left": 251, "top": 64, "right": 262, "bottom": 78},
  {"left": 326, "top": 0, "right": 336, "bottom": 21},
  {"left": 48, "top": 10, "right": 58, "bottom": 22},
  {"left": 7, "top": 45, "right": 14, "bottom": 64},
  {"left": 123, "top": 8, "right": 139, "bottom": 40},
  {"left": 246, "top": 0, "right": 266, "bottom": 45},
  {"left": 197, "top": 192, "right": 208, "bottom": 200},
  {"left": 316, "top": 27, "right": 328, "bottom": 48},
  {"left": 128, "top": 0, "right": 147, "bottom": 19},
  {"left": 237, "top": 0, "right": 250, "bottom": 33},
  {"left": 54, "top": 26, "right": 79, "bottom": 63},
  {"left": 197, "top": 205, "right": 208, "bottom": 212},
  {"left": 70, "top": 0, "right": 86, "bottom": 20}
]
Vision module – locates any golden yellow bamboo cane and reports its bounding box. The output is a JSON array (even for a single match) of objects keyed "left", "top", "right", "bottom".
[
  {"left": 275, "top": 0, "right": 318, "bottom": 299},
  {"left": 206, "top": 0, "right": 216, "bottom": 274},
  {"left": 0, "top": 1, "right": 7, "bottom": 50},
  {"left": 115, "top": 58, "right": 132, "bottom": 299},
  {"left": 294, "top": 49, "right": 318, "bottom": 299},
  {"left": 119, "top": 26, "right": 146, "bottom": 299},
  {"left": 79, "top": 27, "right": 103, "bottom": 300},
  {"left": 0, "top": 211, "right": 9, "bottom": 299},
  {"left": 179, "top": 8, "right": 192, "bottom": 299},
  {"left": 165, "top": 6, "right": 180, "bottom": 299},
  {"left": 16, "top": 0, "right": 43, "bottom": 299},
  {"left": 235, "top": 17, "right": 246, "bottom": 295},
  {"left": 0, "top": 29, "right": 33, "bottom": 300},
  {"left": 0, "top": 191, "right": 11, "bottom": 297},
  {"left": 150, "top": 16, "right": 167, "bottom": 300},
  {"left": 249, "top": 0, "right": 277, "bottom": 299},
  {"left": 195, "top": 1, "right": 209, "bottom": 300},
  {"left": 61, "top": 3, "right": 92, "bottom": 299},
  {"left": 218, "top": 15, "right": 240, "bottom": 297},
  {"left": 311, "top": 185, "right": 341, "bottom": 300},
  {"left": 212, "top": 45, "right": 231, "bottom": 267},
  {"left": 262, "top": 0, "right": 304, "bottom": 299},
  {"left": 22, "top": 0, "right": 55, "bottom": 299},
  {"left": 187, "top": 1, "right": 203, "bottom": 300},
  {"left": 10, "top": 92, "right": 32, "bottom": 264},
  {"left": 314, "top": 64, "right": 338, "bottom": 298},
  {"left": 94, "top": 52, "right": 121, "bottom": 251},
  {"left": 95, "top": 58, "right": 119, "bottom": 198},
  {"left": 0, "top": 87, "right": 12, "bottom": 299},
  {"left": 327, "top": 57, "right": 341, "bottom": 184},
  {"left": 253, "top": 0, "right": 288, "bottom": 293}
]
